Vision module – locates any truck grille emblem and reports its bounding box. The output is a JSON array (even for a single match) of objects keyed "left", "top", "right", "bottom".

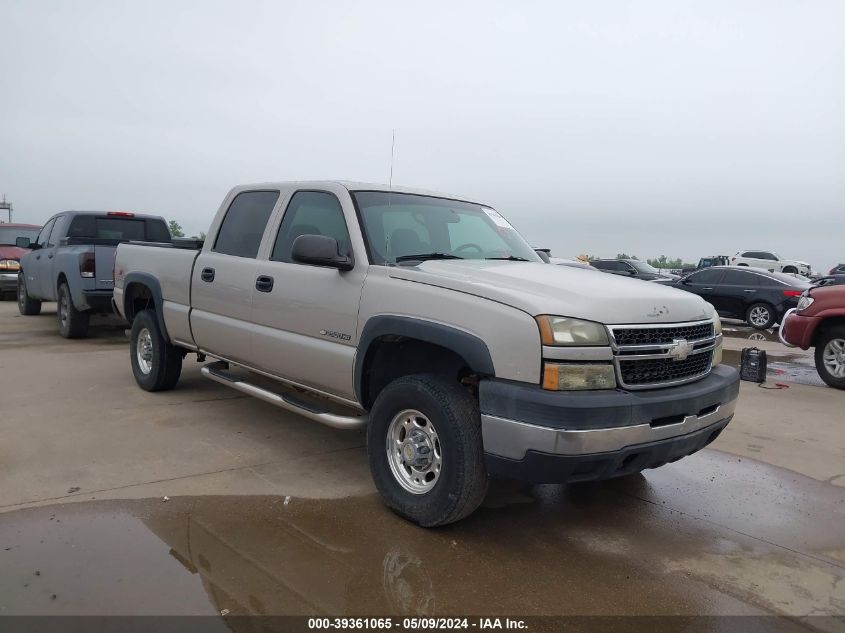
[{"left": 667, "top": 338, "right": 694, "bottom": 362}]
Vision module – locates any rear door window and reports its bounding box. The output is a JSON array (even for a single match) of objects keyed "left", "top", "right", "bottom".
[
  {"left": 688, "top": 269, "right": 725, "bottom": 284},
  {"left": 214, "top": 191, "right": 280, "bottom": 258},
  {"left": 722, "top": 269, "right": 756, "bottom": 285}
]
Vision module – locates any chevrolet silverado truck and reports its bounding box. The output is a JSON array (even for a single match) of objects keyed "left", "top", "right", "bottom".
[
  {"left": 113, "top": 181, "right": 740, "bottom": 526},
  {"left": 17, "top": 210, "right": 170, "bottom": 337}
]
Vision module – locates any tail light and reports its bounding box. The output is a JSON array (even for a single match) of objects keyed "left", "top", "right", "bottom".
[
  {"left": 79, "top": 252, "right": 95, "bottom": 278},
  {"left": 731, "top": 256, "right": 736, "bottom": 262},
  {"left": 782, "top": 290, "right": 802, "bottom": 297},
  {"left": 107, "top": 211, "right": 135, "bottom": 217}
]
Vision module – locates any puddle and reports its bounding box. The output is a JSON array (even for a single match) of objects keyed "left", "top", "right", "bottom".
[
  {"left": 722, "top": 350, "right": 826, "bottom": 387},
  {"left": 1, "top": 452, "right": 843, "bottom": 620}
]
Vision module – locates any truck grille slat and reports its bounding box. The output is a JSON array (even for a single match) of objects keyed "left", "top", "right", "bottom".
[
  {"left": 612, "top": 323, "right": 714, "bottom": 346},
  {"left": 619, "top": 351, "right": 713, "bottom": 386}
]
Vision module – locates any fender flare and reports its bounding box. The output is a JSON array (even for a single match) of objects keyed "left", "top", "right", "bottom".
[
  {"left": 353, "top": 315, "right": 495, "bottom": 404},
  {"left": 122, "top": 272, "right": 171, "bottom": 342}
]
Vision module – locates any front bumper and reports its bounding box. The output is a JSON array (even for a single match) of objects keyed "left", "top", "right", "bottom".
[
  {"left": 0, "top": 272, "right": 18, "bottom": 292},
  {"left": 480, "top": 364, "right": 739, "bottom": 483},
  {"left": 779, "top": 309, "right": 819, "bottom": 350}
]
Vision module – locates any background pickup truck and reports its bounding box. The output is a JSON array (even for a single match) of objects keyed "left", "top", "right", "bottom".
[
  {"left": 18, "top": 211, "right": 170, "bottom": 338},
  {"left": 114, "top": 181, "right": 740, "bottom": 526}
]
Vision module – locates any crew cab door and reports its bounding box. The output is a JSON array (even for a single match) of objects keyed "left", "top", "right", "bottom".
[
  {"left": 28, "top": 217, "right": 56, "bottom": 300},
  {"left": 190, "top": 190, "right": 281, "bottom": 365},
  {"left": 250, "top": 189, "right": 366, "bottom": 400}
]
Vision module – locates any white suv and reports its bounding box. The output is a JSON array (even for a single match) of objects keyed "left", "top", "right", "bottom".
[{"left": 731, "top": 250, "right": 811, "bottom": 276}]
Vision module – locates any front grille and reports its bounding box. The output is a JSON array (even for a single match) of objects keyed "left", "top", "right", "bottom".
[
  {"left": 612, "top": 323, "right": 714, "bottom": 346},
  {"left": 619, "top": 351, "right": 713, "bottom": 386}
]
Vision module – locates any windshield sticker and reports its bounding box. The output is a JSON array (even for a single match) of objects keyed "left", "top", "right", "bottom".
[{"left": 481, "top": 207, "right": 512, "bottom": 229}]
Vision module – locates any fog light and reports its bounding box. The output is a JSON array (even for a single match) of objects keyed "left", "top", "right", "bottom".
[{"left": 542, "top": 363, "right": 616, "bottom": 391}]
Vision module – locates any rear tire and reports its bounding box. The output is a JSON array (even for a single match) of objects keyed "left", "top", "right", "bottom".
[
  {"left": 746, "top": 302, "right": 775, "bottom": 330},
  {"left": 57, "top": 282, "right": 89, "bottom": 338},
  {"left": 814, "top": 326, "right": 845, "bottom": 390},
  {"left": 367, "top": 374, "right": 488, "bottom": 527},
  {"left": 17, "top": 274, "right": 42, "bottom": 315},
  {"left": 782, "top": 266, "right": 797, "bottom": 274},
  {"left": 130, "top": 309, "right": 183, "bottom": 391}
]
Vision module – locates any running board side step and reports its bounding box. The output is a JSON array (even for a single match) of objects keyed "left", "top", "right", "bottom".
[{"left": 201, "top": 361, "right": 367, "bottom": 430}]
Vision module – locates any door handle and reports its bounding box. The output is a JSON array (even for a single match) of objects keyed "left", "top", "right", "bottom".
[
  {"left": 255, "top": 275, "right": 274, "bottom": 292},
  {"left": 36, "top": 255, "right": 41, "bottom": 260},
  {"left": 743, "top": 289, "right": 756, "bottom": 293},
  {"left": 702, "top": 287, "right": 713, "bottom": 291},
  {"left": 201, "top": 267, "right": 215, "bottom": 282},
  {"left": 48, "top": 253, "right": 54, "bottom": 259}
]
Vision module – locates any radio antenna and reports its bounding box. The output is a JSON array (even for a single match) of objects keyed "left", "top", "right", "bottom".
[{"left": 389, "top": 128, "right": 396, "bottom": 190}]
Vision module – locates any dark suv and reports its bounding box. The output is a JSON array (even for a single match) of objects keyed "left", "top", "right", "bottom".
[{"left": 590, "top": 259, "right": 679, "bottom": 281}]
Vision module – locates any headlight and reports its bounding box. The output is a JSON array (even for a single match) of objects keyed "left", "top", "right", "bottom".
[
  {"left": 542, "top": 363, "right": 616, "bottom": 390},
  {"left": 797, "top": 296, "right": 814, "bottom": 312},
  {"left": 0, "top": 259, "right": 20, "bottom": 271},
  {"left": 536, "top": 315, "right": 609, "bottom": 346}
]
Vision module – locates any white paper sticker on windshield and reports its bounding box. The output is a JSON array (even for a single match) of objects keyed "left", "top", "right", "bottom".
[{"left": 481, "top": 207, "right": 512, "bottom": 229}]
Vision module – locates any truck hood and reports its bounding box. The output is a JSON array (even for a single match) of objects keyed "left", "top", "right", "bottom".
[
  {"left": 0, "top": 245, "right": 28, "bottom": 260},
  {"left": 389, "top": 260, "right": 713, "bottom": 324}
]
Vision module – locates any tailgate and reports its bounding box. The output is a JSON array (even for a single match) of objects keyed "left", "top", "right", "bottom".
[{"left": 94, "top": 245, "right": 118, "bottom": 291}]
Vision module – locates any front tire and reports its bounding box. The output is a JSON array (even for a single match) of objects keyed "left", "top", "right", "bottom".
[
  {"left": 746, "top": 302, "right": 775, "bottom": 329},
  {"left": 815, "top": 326, "right": 845, "bottom": 390},
  {"left": 130, "top": 309, "right": 183, "bottom": 391},
  {"left": 782, "top": 266, "right": 798, "bottom": 274},
  {"left": 367, "top": 374, "right": 488, "bottom": 527},
  {"left": 17, "top": 274, "right": 42, "bottom": 315},
  {"left": 57, "top": 282, "right": 90, "bottom": 338}
]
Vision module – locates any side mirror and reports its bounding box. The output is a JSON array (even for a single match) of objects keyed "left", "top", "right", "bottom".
[
  {"left": 534, "top": 249, "right": 551, "bottom": 263},
  {"left": 16, "top": 236, "right": 32, "bottom": 249},
  {"left": 291, "top": 234, "right": 353, "bottom": 271},
  {"left": 627, "top": 269, "right": 637, "bottom": 276}
]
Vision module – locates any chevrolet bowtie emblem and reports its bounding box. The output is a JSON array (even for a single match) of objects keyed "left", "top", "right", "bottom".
[{"left": 668, "top": 338, "right": 694, "bottom": 361}]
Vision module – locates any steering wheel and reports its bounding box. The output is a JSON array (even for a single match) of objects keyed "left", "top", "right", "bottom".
[{"left": 454, "top": 243, "right": 484, "bottom": 254}]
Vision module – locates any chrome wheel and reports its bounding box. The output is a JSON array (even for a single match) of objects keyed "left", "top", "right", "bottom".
[
  {"left": 136, "top": 328, "right": 154, "bottom": 375},
  {"left": 749, "top": 306, "right": 771, "bottom": 328},
  {"left": 386, "top": 409, "right": 442, "bottom": 495},
  {"left": 821, "top": 338, "right": 845, "bottom": 379}
]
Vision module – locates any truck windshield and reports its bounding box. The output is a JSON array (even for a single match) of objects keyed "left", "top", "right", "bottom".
[
  {"left": 0, "top": 227, "right": 39, "bottom": 245},
  {"left": 67, "top": 216, "right": 171, "bottom": 242},
  {"left": 352, "top": 191, "right": 540, "bottom": 265}
]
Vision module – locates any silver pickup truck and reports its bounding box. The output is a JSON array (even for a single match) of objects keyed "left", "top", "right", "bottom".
[{"left": 114, "top": 181, "right": 740, "bottom": 526}]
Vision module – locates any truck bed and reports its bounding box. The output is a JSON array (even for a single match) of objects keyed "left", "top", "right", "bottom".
[{"left": 114, "top": 241, "right": 204, "bottom": 347}]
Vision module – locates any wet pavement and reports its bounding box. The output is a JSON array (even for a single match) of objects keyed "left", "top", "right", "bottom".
[
  {"left": 2, "top": 451, "right": 844, "bottom": 620},
  {"left": 721, "top": 323, "right": 826, "bottom": 387}
]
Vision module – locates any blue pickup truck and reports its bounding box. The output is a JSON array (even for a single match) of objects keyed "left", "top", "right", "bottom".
[{"left": 17, "top": 211, "right": 170, "bottom": 338}]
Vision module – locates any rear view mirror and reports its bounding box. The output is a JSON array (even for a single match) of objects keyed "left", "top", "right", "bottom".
[
  {"left": 292, "top": 234, "right": 353, "bottom": 271},
  {"left": 15, "top": 236, "right": 31, "bottom": 249}
]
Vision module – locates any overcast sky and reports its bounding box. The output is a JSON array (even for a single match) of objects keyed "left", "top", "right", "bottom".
[{"left": 1, "top": 0, "right": 843, "bottom": 270}]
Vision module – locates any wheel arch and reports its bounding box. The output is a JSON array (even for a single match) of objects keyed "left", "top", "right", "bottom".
[
  {"left": 354, "top": 316, "right": 495, "bottom": 409},
  {"left": 812, "top": 316, "right": 845, "bottom": 346},
  {"left": 122, "top": 272, "right": 171, "bottom": 343}
]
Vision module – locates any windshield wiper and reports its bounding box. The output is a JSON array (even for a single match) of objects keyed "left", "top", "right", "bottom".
[
  {"left": 395, "top": 252, "right": 464, "bottom": 263},
  {"left": 485, "top": 256, "right": 531, "bottom": 261}
]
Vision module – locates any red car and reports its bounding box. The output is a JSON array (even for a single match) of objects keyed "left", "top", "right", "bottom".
[
  {"left": 0, "top": 223, "right": 41, "bottom": 297},
  {"left": 780, "top": 284, "right": 845, "bottom": 389}
]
